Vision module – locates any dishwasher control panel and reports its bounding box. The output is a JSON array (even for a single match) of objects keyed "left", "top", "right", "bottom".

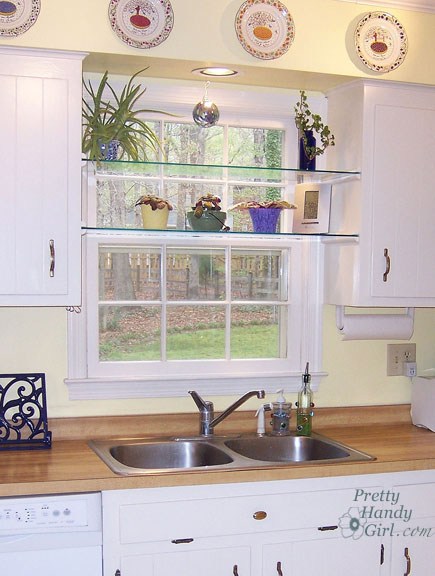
[{"left": 0, "top": 498, "right": 88, "bottom": 531}]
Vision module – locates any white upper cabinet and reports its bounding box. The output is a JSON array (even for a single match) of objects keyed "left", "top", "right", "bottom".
[
  {"left": 0, "top": 48, "right": 84, "bottom": 306},
  {"left": 324, "top": 80, "right": 435, "bottom": 306}
]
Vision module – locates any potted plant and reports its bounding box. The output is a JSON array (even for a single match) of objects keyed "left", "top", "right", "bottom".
[
  {"left": 229, "top": 200, "right": 296, "bottom": 233},
  {"left": 135, "top": 195, "right": 173, "bottom": 230},
  {"left": 187, "top": 193, "right": 228, "bottom": 231},
  {"left": 82, "top": 68, "right": 168, "bottom": 161},
  {"left": 294, "top": 90, "right": 335, "bottom": 170}
]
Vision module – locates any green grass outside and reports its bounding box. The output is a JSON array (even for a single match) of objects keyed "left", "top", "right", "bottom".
[{"left": 100, "top": 324, "right": 279, "bottom": 361}]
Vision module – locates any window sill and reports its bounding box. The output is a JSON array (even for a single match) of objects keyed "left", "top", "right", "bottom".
[{"left": 65, "top": 373, "right": 324, "bottom": 400}]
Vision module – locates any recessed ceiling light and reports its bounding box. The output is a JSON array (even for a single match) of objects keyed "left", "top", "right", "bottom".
[{"left": 192, "top": 67, "right": 239, "bottom": 77}]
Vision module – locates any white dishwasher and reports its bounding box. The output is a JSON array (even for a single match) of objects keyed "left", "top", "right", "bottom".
[{"left": 0, "top": 492, "right": 102, "bottom": 576}]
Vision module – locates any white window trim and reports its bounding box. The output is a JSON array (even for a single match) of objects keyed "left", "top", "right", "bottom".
[
  {"left": 66, "top": 234, "right": 324, "bottom": 399},
  {"left": 66, "top": 82, "right": 328, "bottom": 399}
]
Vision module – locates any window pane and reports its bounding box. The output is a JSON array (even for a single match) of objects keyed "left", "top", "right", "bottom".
[
  {"left": 164, "top": 122, "right": 224, "bottom": 169},
  {"left": 166, "top": 305, "right": 225, "bottom": 359},
  {"left": 231, "top": 249, "right": 286, "bottom": 301},
  {"left": 99, "top": 305, "right": 161, "bottom": 361},
  {"left": 165, "top": 181, "right": 224, "bottom": 230},
  {"left": 99, "top": 247, "right": 161, "bottom": 301},
  {"left": 230, "top": 304, "right": 285, "bottom": 359},
  {"left": 167, "top": 248, "right": 226, "bottom": 301}
]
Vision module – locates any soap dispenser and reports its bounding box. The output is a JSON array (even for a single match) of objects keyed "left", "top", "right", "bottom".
[
  {"left": 270, "top": 389, "right": 292, "bottom": 436},
  {"left": 296, "top": 362, "right": 314, "bottom": 436}
]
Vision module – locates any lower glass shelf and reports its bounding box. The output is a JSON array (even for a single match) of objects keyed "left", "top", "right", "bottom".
[{"left": 82, "top": 226, "right": 359, "bottom": 238}]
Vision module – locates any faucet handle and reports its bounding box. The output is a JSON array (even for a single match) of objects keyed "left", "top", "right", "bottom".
[{"left": 188, "top": 390, "right": 213, "bottom": 412}]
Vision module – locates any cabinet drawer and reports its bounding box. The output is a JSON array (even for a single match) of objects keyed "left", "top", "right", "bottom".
[{"left": 118, "top": 486, "right": 378, "bottom": 543}]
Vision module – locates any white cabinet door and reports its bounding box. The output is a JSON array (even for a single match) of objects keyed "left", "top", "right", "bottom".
[
  {"left": 369, "top": 98, "right": 435, "bottom": 300},
  {"left": 263, "top": 537, "right": 383, "bottom": 576},
  {"left": 121, "top": 547, "right": 251, "bottom": 576},
  {"left": 0, "top": 47, "right": 83, "bottom": 306},
  {"left": 390, "top": 535, "right": 435, "bottom": 576},
  {"left": 325, "top": 81, "right": 435, "bottom": 306}
]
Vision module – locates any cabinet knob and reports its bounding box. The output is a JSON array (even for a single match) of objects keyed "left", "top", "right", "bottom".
[
  {"left": 383, "top": 248, "right": 391, "bottom": 282},
  {"left": 253, "top": 510, "right": 267, "bottom": 520}
]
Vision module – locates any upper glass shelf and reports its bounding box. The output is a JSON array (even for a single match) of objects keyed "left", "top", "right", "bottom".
[{"left": 82, "top": 158, "right": 360, "bottom": 184}]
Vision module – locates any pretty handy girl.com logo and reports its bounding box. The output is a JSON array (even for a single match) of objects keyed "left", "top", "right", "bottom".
[{"left": 339, "top": 489, "right": 435, "bottom": 539}]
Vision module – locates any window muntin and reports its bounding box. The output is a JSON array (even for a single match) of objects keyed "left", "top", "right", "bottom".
[{"left": 95, "top": 242, "right": 289, "bottom": 366}]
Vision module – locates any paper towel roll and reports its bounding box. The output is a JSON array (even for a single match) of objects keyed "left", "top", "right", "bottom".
[{"left": 336, "top": 307, "right": 414, "bottom": 340}]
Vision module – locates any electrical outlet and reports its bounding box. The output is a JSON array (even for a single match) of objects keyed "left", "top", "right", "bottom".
[{"left": 387, "top": 343, "right": 416, "bottom": 376}]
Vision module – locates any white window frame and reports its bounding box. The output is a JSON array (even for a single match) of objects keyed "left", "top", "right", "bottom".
[{"left": 65, "top": 81, "right": 326, "bottom": 399}]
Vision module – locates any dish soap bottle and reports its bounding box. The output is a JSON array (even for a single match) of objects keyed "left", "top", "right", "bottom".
[
  {"left": 296, "top": 362, "right": 314, "bottom": 436},
  {"left": 270, "top": 389, "right": 292, "bottom": 436}
]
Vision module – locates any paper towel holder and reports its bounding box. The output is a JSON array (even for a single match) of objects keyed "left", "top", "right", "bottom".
[{"left": 336, "top": 306, "right": 415, "bottom": 338}]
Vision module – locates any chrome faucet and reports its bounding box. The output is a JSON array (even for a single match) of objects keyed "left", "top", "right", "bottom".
[{"left": 188, "top": 390, "right": 266, "bottom": 437}]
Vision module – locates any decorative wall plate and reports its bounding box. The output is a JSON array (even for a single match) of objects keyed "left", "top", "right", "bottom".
[
  {"left": 235, "top": 0, "right": 295, "bottom": 60},
  {"left": 108, "top": 0, "right": 174, "bottom": 49},
  {"left": 354, "top": 12, "right": 408, "bottom": 72},
  {"left": 0, "top": 0, "right": 40, "bottom": 36}
]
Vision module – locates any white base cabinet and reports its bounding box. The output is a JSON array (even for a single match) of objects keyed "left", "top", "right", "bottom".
[
  {"left": 102, "top": 470, "right": 435, "bottom": 576},
  {"left": 0, "top": 47, "right": 84, "bottom": 306},
  {"left": 325, "top": 80, "right": 435, "bottom": 306},
  {"left": 102, "top": 472, "right": 406, "bottom": 576}
]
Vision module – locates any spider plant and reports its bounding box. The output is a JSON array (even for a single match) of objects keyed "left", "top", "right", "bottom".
[{"left": 82, "top": 68, "right": 169, "bottom": 161}]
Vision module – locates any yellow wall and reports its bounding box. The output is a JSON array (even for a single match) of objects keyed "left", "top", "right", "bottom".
[
  {"left": 1, "top": 0, "right": 435, "bottom": 417},
  {"left": 1, "top": 0, "right": 435, "bottom": 86}
]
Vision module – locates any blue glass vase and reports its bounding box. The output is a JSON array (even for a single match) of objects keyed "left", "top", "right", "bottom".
[
  {"left": 98, "top": 139, "right": 120, "bottom": 161},
  {"left": 249, "top": 208, "right": 282, "bottom": 233},
  {"left": 299, "top": 130, "right": 316, "bottom": 171}
]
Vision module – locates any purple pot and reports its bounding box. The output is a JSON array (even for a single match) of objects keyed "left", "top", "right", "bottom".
[{"left": 249, "top": 207, "right": 282, "bottom": 233}]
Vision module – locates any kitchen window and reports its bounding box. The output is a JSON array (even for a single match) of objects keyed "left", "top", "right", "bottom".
[{"left": 66, "top": 84, "right": 324, "bottom": 399}]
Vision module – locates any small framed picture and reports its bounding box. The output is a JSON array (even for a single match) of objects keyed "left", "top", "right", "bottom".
[{"left": 292, "top": 182, "right": 332, "bottom": 234}]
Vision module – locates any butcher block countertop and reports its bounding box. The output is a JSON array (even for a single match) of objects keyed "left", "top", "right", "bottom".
[{"left": 1, "top": 405, "right": 435, "bottom": 497}]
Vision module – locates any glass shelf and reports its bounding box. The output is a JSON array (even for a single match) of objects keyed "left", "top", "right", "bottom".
[
  {"left": 82, "top": 226, "right": 359, "bottom": 239},
  {"left": 82, "top": 159, "right": 360, "bottom": 238},
  {"left": 82, "top": 158, "right": 360, "bottom": 184}
]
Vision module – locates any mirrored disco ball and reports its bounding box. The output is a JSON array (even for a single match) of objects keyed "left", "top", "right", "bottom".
[{"left": 192, "top": 100, "right": 220, "bottom": 128}]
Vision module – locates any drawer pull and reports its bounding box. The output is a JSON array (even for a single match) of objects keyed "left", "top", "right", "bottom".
[
  {"left": 49, "top": 239, "right": 55, "bottom": 277},
  {"left": 404, "top": 547, "right": 411, "bottom": 576},
  {"left": 233, "top": 565, "right": 239, "bottom": 576},
  {"left": 253, "top": 510, "right": 267, "bottom": 520},
  {"left": 317, "top": 525, "right": 338, "bottom": 531},
  {"left": 383, "top": 248, "right": 391, "bottom": 282},
  {"left": 115, "top": 571, "right": 121, "bottom": 576},
  {"left": 277, "top": 560, "right": 283, "bottom": 575},
  {"left": 171, "top": 538, "right": 194, "bottom": 544}
]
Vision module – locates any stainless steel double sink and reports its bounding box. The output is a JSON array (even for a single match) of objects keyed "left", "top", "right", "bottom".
[{"left": 89, "top": 433, "right": 374, "bottom": 476}]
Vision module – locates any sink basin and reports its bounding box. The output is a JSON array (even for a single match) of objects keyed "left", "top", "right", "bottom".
[
  {"left": 89, "top": 433, "right": 374, "bottom": 476},
  {"left": 110, "top": 440, "right": 233, "bottom": 470},
  {"left": 224, "top": 435, "right": 352, "bottom": 462}
]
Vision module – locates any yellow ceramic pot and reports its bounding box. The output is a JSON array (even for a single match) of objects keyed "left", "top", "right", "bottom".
[{"left": 140, "top": 205, "right": 170, "bottom": 230}]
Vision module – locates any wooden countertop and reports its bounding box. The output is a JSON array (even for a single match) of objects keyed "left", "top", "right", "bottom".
[{"left": 1, "top": 405, "right": 434, "bottom": 497}]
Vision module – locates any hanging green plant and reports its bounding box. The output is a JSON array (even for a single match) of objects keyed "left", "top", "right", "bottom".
[
  {"left": 82, "top": 68, "right": 171, "bottom": 161},
  {"left": 294, "top": 90, "right": 335, "bottom": 161}
]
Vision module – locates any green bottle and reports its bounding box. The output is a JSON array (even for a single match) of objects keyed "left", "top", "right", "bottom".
[{"left": 296, "top": 362, "right": 314, "bottom": 436}]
